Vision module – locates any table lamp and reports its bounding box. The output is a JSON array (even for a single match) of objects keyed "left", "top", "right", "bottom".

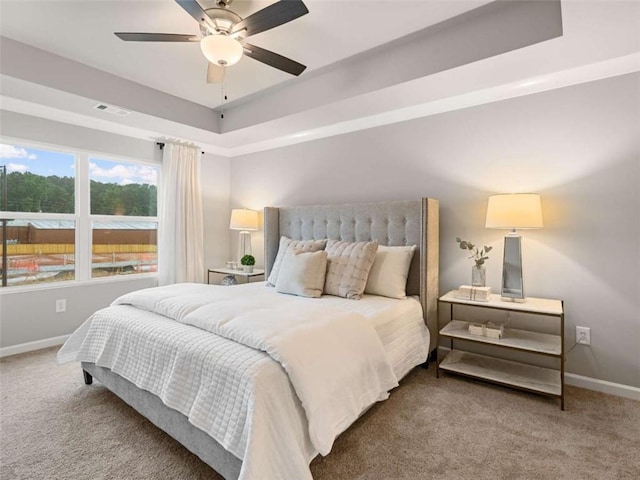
[
  {"left": 230, "top": 209, "right": 259, "bottom": 262},
  {"left": 485, "top": 193, "right": 543, "bottom": 302}
]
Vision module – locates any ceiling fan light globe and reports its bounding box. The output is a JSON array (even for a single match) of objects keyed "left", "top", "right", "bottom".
[{"left": 200, "top": 35, "right": 243, "bottom": 67}]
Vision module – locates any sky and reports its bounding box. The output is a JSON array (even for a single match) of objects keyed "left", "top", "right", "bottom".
[{"left": 0, "top": 143, "right": 157, "bottom": 186}]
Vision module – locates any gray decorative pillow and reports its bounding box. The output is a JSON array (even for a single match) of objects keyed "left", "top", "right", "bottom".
[
  {"left": 275, "top": 249, "right": 328, "bottom": 298},
  {"left": 267, "top": 236, "right": 327, "bottom": 286},
  {"left": 324, "top": 240, "right": 379, "bottom": 300}
]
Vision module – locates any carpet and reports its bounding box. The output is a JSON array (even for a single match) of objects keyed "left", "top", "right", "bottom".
[{"left": 1, "top": 347, "right": 638, "bottom": 480}]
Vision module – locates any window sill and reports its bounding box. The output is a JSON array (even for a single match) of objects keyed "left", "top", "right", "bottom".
[{"left": 0, "top": 273, "right": 158, "bottom": 295}]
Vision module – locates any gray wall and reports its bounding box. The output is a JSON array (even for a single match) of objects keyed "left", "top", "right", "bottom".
[
  {"left": 0, "top": 279, "right": 158, "bottom": 347},
  {"left": 202, "top": 152, "right": 231, "bottom": 272},
  {"left": 229, "top": 73, "right": 640, "bottom": 388},
  {"left": 2, "top": 74, "right": 638, "bottom": 388},
  {"left": 0, "top": 111, "right": 231, "bottom": 348}
]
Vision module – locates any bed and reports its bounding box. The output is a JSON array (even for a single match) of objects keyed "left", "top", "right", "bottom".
[{"left": 58, "top": 198, "right": 439, "bottom": 480}]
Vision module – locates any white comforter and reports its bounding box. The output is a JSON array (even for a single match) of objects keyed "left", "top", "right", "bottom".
[
  {"left": 112, "top": 283, "right": 398, "bottom": 456},
  {"left": 58, "top": 283, "right": 428, "bottom": 480}
]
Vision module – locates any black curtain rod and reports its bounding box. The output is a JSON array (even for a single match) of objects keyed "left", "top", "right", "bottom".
[{"left": 156, "top": 142, "right": 205, "bottom": 155}]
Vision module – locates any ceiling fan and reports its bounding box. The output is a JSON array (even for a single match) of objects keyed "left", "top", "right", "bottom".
[{"left": 115, "top": 0, "right": 308, "bottom": 84}]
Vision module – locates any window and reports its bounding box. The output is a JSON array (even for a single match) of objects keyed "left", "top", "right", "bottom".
[
  {"left": 0, "top": 145, "right": 75, "bottom": 214},
  {"left": 89, "top": 158, "right": 157, "bottom": 216},
  {"left": 0, "top": 142, "right": 158, "bottom": 288},
  {"left": 91, "top": 221, "right": 157, "bottom": 278},
  {"left": 89, "top": 157, "right": 158, "bottom": 278},
  {"left": 0, "top": 219, "right": 76, "bottom": 285}
]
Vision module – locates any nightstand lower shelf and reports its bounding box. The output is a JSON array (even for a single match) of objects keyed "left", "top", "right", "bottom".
[{"left": 439, "top": 350, "right": 561, "bottom": 397}]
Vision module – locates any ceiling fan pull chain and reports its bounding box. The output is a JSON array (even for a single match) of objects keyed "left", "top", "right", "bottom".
[
  {"left": 221, "top": 77, "right": 226, "bottom": 119},
  {"left": 220, "top": 79, "right": 224, "bottom": 119}
]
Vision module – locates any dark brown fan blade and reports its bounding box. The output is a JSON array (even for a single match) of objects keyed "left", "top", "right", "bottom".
[
  {"left": 115, "top": 33, "right": 199, "bottom": 42},
  {"left": 232, "top": 0, "right": 308, "bottom": 37},
  {"left": 243, "top": 43, "right": 306, "bottom": 76},
  {"left": 175, "top": 0, "right": 215, "bottom": 30}
]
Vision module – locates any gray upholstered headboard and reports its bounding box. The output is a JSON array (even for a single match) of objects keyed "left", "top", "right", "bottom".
[{"left": 264, "top": 198, "right": 439, "bottom": 352}]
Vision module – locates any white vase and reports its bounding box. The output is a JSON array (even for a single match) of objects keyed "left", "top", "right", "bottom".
[
  {"left": 243, "top": 265, "right": 254, "bottom": 273},
  {"left": 471, "top": 265, "right": 486, "bottom": 287}
]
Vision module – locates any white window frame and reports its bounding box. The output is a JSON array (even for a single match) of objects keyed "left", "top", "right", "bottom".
[{"left": 0, "top": 136, "right": 160, "bottom": 292}]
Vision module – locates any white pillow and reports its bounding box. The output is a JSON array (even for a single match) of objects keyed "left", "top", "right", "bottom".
[
  {"left": 275, "top": 249, "right": 328, "bottom": 298},
  {"left": 267, "top": 236, "right": 327, "bottom": 286},
  {"left": 365, "top": 245, "right": 417, "bottom": 299},
  {"left": 324, "top": 240, "right": 379, "bottom": 300}
]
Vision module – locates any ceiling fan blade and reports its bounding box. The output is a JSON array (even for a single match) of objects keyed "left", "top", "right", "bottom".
[
  {"left": 175, "top": 0, "right": 216, "bottom": 31},
  {"left": 207, "top": 63, "right": 225, "bottom": 83},
  {"left": 232, "top": 0, "right": 309, "bottom": 37},
  {"left": 243, "top": 43, "right": 306, "bottom": 76},
  {"left": 115, "top": 33, "right": 199, "bottom": 42}
]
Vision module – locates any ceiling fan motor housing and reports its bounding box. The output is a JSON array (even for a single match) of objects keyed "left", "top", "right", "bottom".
[{"left": 205, "top": 7, "right": 242, "bottom": 34}]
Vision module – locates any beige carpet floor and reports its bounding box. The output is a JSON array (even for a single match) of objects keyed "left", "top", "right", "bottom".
[{"left": 1, "top": 347, "right": 638, "bottom": 480}]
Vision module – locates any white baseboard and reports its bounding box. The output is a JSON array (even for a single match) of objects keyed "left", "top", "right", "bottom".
[
  {"left": 0, "top": 334, "right": 70, "bottom": 358},
  {"left": 565, "top": 373, "right": 640, "bottom": 401}
]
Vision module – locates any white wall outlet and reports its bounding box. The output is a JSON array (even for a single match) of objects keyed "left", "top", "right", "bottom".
[
  {"left": 576, "top": 326, "right": 591, "bottom": 345},
  {"left": 55, "top": 299, "right": 67, "bottom": 313}
]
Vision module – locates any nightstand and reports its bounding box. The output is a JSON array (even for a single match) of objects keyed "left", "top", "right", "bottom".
[
  {"left": 207, "top": 267, "right": 265, "bottom": 285},
  {"left": 437, "top": 291, "right": 565, "bottom": 409}
]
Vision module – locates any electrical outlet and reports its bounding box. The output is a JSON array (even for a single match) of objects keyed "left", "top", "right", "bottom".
[
  {"left": 576, "top": 326, "right": 591, "bottom": 345},
  {"left": 55, "top": 299, "right": 67, "bottom": 313}
]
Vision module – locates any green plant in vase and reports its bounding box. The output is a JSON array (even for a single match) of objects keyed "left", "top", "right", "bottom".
[
  {"left": 241, "top": 254, "right": 255, "bottom": 273},
  {"left": 456, "top": 237, "right": 492, "bottom": 287}
]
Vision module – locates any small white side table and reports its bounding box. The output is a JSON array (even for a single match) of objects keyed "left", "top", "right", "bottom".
[{"left": 207, "top": 267, "right": 265, "bottom": 285}]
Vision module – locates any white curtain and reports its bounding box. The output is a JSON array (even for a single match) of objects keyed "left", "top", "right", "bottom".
[{"left": 158, "top": 143, "right": 204, "bottom": 285}]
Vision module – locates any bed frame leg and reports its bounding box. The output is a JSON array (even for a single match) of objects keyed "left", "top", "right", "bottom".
[
  {"left": 421, "top": 349, "right": 438, "bottom": 369},
  {"left": 429, "top": 349, "right": 438, "bottom": 363},
  {"left": 83, "top": 369, "right": 93, "bottom": 385}
]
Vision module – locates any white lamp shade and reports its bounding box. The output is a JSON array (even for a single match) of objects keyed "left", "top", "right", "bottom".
[
  {"left": 230, "top": 209, "right": 259, "bottom": 231},
  {"left": 200, "top": 35, "right": 243, "bottom": 67},
  {"left": 485, "top": 194, "right": 543, "bottom": 229}
]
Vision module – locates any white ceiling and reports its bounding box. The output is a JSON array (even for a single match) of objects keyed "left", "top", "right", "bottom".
[
  {"left": 0, "top": 0, "right": 491, "bottom": 108},
  {"left": 0, "top": 1, "right": 639, "bottom": 156}
]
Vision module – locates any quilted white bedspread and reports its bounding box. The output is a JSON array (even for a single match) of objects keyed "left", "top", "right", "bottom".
[
  {"left": 112, "top": 282, "right": 399, "bottom": 456},
  {"left": 58, "top": 283, "right": 429, "bottom": 480}
]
